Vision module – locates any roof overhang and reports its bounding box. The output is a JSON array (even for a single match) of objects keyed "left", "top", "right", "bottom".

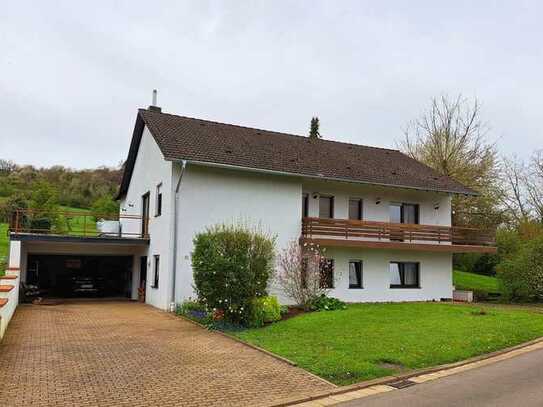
[{"left": 182, "top": 159, "right": 479, "bottom": 196}]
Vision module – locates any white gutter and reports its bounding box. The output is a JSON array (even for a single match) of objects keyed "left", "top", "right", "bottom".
[{"left": 169, "top": 159, "right": 187, "bottom": 311}]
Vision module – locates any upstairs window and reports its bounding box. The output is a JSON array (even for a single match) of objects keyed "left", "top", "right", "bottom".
[
  {"left": 349, "top": 260, "right": 363, "bottom": 288},
  {"left": 349, "top": 198, "right": 363, "bottom": 220},
  {"left": 151, "top": 255, "right": 160, "bottom": 288},
  {"left": 302, "top": 193, "right": 309, "bottom": 218},
  {"left": 389, "top": 203, "right": 419, "bottom": 224},
  {"left": 389, "top": 262, "right": 419, "bottom": 288},
  {"left": 319, "top": 196, "right": 334, "bottom": 219},
  {"left": 155, "top": 183, "right": 162, "bottom": 217}
]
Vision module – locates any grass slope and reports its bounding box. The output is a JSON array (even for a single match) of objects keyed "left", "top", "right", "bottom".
[
  {"left": 453, "top": 270, "right": 501, "bottom": 293},
  {"left": 234, "top": 303, "right": 543, "bottom": 385},
  {"left": 0, "top": 223, "right": 8, "bottom": 276},
  {"left": 59, "top": 206, "right": 97, "bottom": 235}
]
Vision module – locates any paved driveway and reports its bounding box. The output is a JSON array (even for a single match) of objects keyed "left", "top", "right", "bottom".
[{"left": 0, "top": 301, "right": 332, "bottom": 407}]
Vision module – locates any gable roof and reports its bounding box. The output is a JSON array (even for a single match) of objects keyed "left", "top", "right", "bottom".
[{"left": 117, "top": 108, "right": 476, "bottom": 199}]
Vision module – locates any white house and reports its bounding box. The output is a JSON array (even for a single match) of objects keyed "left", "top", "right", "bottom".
[
  {"left": 114, "top": 104, "right": 495, "bottom": 310},
  {"left": 5, "top": 103, "right": 496, "bottom": 316}
]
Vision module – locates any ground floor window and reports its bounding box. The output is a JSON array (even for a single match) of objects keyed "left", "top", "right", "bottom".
[
  {"left": 151, "top": 255, "right": 160, "bottom": 288},
  {"left": 320, "top": 258, "right": 334, "bottom": 288},
  {"left": 349, "top": 260, "right": 363, "bottom": 288},
  {"left": 389, "top": 262, "right": 420, "bottom": 288}
]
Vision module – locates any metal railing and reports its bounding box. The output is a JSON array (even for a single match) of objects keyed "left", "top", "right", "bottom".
[
  {"left": 301, "top": 217, "right": 496, "bottom": 247},
  {"left": 8, "top": 208, "right": 148, "bottom": 239}
]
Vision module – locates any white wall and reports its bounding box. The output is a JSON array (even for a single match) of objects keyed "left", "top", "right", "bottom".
[
  {"left": 303, "top": 179, "right": 452, "bottom": 226},
  {"left": 175, "top": 165, "right": 302, "bottom": 302},
  {"left": 171, "top": 166, "right": 455, "bottom": 305},
  {"left": 324, "top": 247, "right": 453, "bottom": 302},
  {"left": 119, "top": 126, "right": 174, "bottom": 309}
]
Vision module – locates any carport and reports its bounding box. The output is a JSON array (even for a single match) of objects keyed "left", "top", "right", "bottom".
[{"left": 8, "top": 234, "right": 149, "bottom": 300}]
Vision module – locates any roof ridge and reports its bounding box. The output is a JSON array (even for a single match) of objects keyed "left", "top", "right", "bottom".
[{"left": 138, "top": 108, "right": 400, "bottom": 153}]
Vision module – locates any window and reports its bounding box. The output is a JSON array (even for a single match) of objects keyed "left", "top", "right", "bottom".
[
  {"left": 389, "top": 203, "right": 419, "bottom": 224},
  {"left": 349, "top": 198, "right": 363, "bottom": 220},
  {"left": 389, "top": 262, "right": 420, "bottom": 288},
  {"left": 302, "top": 193, "right": 309, "bottom": 218},
  {"left": 155, "top": 183, "right": 162, "bottom": 217},
  {"left": 320, "top": 258, "right": 334, "bottom": 288},
  {"left": 349, "top": 261, "right": 363, "bottom": 288},
  {"left": 319, "top": 196, "right": 334, "bottom": 219},
  {"left": 151, "top": 255, "right": 160, "bottom": 288}
]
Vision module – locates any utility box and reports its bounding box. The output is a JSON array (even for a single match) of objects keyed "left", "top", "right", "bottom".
[{"left": 453, "top": 290, "right": 474, "bottom": 303}]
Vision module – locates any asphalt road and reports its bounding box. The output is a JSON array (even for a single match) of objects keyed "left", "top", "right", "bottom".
[{"left": 338, "top": 347, "right": 543, "bottom": 407}]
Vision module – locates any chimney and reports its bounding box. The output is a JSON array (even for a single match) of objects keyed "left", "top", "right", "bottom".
[{"left": 148, "top": 89, "right": 161, "bottom": 112}]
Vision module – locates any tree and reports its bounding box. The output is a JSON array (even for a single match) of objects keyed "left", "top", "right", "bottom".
[
  {"left": 401, "top": 95, "right": 502, "bottom": 228},
  {"left": 275, "top": 240, "right": 331, "bottom": 310},
  {"left": 309, "top": 117, "right": 320, "bottom": 139},
  {"left": 91, "top": 195, "right": 119, "bottom": 219},
  {"left": 500, "top": 151, "right": 543, "bottom": 224}
]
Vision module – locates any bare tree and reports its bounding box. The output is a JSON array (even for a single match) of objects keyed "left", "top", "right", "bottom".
[
  {"left": 401, "top": 95, "right": 502, "bottom": 227},
  {"left": 500, "top": 156, "right": 531, "bottom": 224},
  {"left": 527, "top": 151, "right": 543, "bottom": 222},
  {"left": 275, "top": 240, "right": 330, "bottom": 309}
]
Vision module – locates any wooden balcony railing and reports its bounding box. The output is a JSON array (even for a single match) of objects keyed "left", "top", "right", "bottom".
[
  {"left": 8, "top": 208, "right": 148, "bottom": 239},
  {"left": 301, "top": 217, "right": 496, "bottom": 247}
]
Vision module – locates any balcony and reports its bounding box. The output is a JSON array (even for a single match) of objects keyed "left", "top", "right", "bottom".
[
  {"left": 301, "top": 217, "right": 496, "bottom": 253},
  {"left": 8, "top": 209, "right": 149, "bottom": 241}
]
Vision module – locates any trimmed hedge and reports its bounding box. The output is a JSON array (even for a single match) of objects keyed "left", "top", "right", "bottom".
[{"left": 192, "top": 224, "right": 276, "bottom": 325}]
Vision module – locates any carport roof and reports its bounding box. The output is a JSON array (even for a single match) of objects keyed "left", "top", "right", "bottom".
[{"left": 9, "top": 233, "right": 149, "bottom": 245}]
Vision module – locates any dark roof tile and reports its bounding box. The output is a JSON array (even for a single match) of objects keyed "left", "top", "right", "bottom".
[{"left": 118, "top": 109, "right": 476, "bottom": 198}]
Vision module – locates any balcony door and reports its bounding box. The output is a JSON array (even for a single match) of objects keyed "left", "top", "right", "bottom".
[
  {"left": 141, "top": 192, "right": 150, "bottom": 237},
  {"left": 389, "top": 203, "right": 419, "bottom": 241}
]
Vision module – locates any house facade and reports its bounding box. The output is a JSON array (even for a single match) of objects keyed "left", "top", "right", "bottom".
[
  {"left": 4, "top": 104, "right": 495, "bottom": 319},
  {"left": 115, "top": 105, "right": 495, "bottom": 310}
]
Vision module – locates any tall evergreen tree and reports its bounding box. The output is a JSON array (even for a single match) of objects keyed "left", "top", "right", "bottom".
[{"left": 309, "top": 117, "right": 320, "bottom": 139}]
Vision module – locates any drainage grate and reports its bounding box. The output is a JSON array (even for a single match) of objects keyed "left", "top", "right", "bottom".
[{"left": 388, "top": 379, "right": 417, "bottom": 389}]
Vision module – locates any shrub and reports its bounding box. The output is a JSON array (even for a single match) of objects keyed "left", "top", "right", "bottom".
[
  {"left": 276, "top": 240, "right": 332, "bottom": 310},
  {"left": 177, "top": 299, "right": 212, "bottom": 325},
  {"left": 248, "top": 296, "right": 281, "bottom": 327},
  {"left": 310, "top": 294, "right": 347, "bottom": 311},
  {"left": 192, "top": 224, "right": 276, "bottom": 325},
  {"left": 91, "top": 195, "right": 119, "bottom": 218},
  {"left": 497, "top": 235, "right": 543, "bottom": 302}
]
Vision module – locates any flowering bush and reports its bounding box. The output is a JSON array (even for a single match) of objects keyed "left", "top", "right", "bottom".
[
  {"left": 248, "top": 295, "right": 281, "bottom": 327},
  {"left": 276, "top": 240, "right": 332, "bottom": 310},
  {"left": 192, "top": 224, "right": 276, "bottom": 325}
]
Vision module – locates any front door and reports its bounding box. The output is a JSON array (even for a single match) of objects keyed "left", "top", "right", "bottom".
[
  {"left": 139, "top": 256, "right": 147, "bottom": 302},
  {"left": 141, "top": 193, "right": 150, "bottom": 237}
]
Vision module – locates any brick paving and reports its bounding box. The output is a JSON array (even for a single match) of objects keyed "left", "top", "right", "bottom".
[{"left": 0, "top": 301, "right": 333, "bottom": 407}]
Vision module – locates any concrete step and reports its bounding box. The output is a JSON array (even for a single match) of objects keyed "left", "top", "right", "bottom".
[{"left": 0, "top": 285, "right": 15, "bottom": 293}]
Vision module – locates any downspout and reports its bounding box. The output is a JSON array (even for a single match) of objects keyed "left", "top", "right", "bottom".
[{"left": 170, "top": 159, "right": 187, "bottom": 312}]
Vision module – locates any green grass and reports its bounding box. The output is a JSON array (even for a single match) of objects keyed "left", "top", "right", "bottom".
[
  {"left": 59, "top": 206, "right": 97, "bottom": 235},
  {"left": 0, "top": 223, "right": 7, "bottom": 276},
  {"left": 234, "top": 302, "right": 543, "bottom": 385},
  {"left": 453, "top": 270, "right": 501, "bottom": 293}
]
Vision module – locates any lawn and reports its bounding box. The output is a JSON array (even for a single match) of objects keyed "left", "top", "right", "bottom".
[
  {"left": 59, "top": 206, "right": 97, "bottom": 235},
  {"left": 0, "top": 223, "right": 7, "bottom": 276},
  {"left": 234, "top": 302, "right": 543, "bottom": 385},
  {"left": 453, "top": 270, "right": 501, "bottom": 293}
]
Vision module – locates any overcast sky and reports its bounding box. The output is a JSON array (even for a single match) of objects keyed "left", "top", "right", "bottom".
[{"left": 1, "top": 1, "right": 541, "bottom": 169}]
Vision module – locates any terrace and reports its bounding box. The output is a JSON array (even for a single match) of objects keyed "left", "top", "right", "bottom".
[
  {"left": 8, "top": 208, "right": 149, "bottom": 243},
  {"left": 301, "top": 217, "right": 496, "bottom": 253}
]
